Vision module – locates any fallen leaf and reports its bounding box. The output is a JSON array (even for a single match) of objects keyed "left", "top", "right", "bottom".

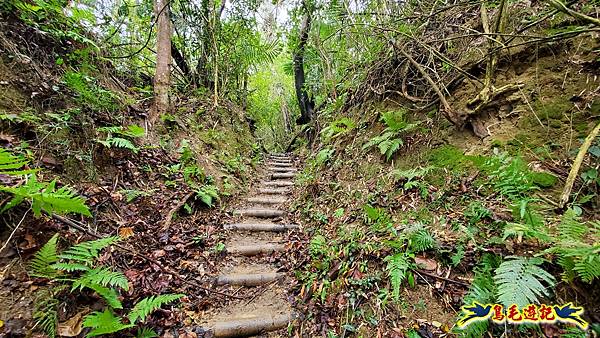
[
  {"left": 415, "top": 256, "right": 438, "bottom": 271},
  {"left": 0, "top": 319, "right": 4, "bottom": 329},
  {"left": 57, "top": 309, "right": 88, "bottom": 337},
  {"left": 18, "top": 234, "right": 36, "bottom": 250},
  {"left": 118, "top": 227, "right": 134, "bottom": 238},
  {"left": 152, "top": 249, "right": 166, "bottom": 258}
]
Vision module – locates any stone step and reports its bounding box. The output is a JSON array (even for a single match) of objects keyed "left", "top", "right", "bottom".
[
  {"left": 215, "top": 272, "right": 283, "bottom": 286},
  {"left": 224, "top": 223, "right": 299, "bottom": 232},
  {"left": 226, "top": 242, "right": 285, "bottom": 256},
  {"left": 271, "top": 172, "right": 295, "bottom": 179},
  {"left": 247, "top": 196, "right": 287, "bottom": 204},
  {"left": 267, "top": 167, "right": 297, "bottom": 173},
  {"left": 233, "top": 208, "right": 285, "bottom": 218},
  {"left": 257, "top": 188, "right": 290, "bottom": 195},
  {"left": 262, "top": 180, "right": 294, "bottom": 187},
  {"left": 212, "top": 313, "right": 294, "bottom": 337},
  {"left": 267, "top": 161, "right": 294, "bottom": 167}
]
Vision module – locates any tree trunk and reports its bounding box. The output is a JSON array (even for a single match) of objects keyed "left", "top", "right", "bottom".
[
  {"left": 293, "top": 8, "right": 315, "bottom": 125},
  {"left": 151, "top": 0, "right": 172, "bottom": 127}
]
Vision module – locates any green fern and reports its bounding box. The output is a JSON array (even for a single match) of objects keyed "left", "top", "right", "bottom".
[
  {"left": 494, "top": 256, "right": 555, "bottom": 308},
  {"left": 195, "top": 184, "right": 219, "bottom": 207},
  {"left": 320, "top": 117, "right": 355, "bottom": 143},
  {"left": 136, "top": 327, "right": 159, "bottom": 338},
  {"left": 384, "top": 253, "right": 411, "bottom": 301},
  {"left": 72, "top": 267, "right": 129, "bottom": 292},
  {"left": 409, "top": 228, "right": 436, "bottom": 252},
  {"left": 454, "top": 253, "right": 500, "bottom": 337},
  {"left": 29, "top": 233, "right": 59, "bottom": 278},
  {"left": 98, "top": 125, "right": 145, "bottom": 138},
  {"left": 0, "top": 147, "right": 36, "bottom": 175},
  {"left": 33, "top": 286, "right": 67, "bottom": 338},
  {"left": 0, "top": 175, "right": 91, "bottom": 217},
  {"left": 362, "top": 110, "right": 421, "bottom": 161},
  {"left": 82, "top": 309, "right": 134, "bottom": 337},
  {"left": 503, "top": 200, "right": 550, "bottom": 242},
  {"left": 404, "top": 223, "right": 436, "bottom": 252},
  {"left": 98, "top": 137, "right": 139, "bottom": 153},
  {"left": 545, "top": 209, "right": 600, "bottom": 283},
  {"left": 558, "top": 209, "right": 588, "bottom": 241},
  {"left": 128, "top": 294, "right": 184, "bottom": 323},
  {"left": 58, "top": 236, "right": 120, "bottom": 265},
  {"left": 87, "top": 283, "right": 123, "bottom": 309},
  {"left": 484, "top": 155, "right": 537, "bottom": 199}
]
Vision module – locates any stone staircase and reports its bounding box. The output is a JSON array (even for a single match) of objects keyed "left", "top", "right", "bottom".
[{"left": 202, "top": 153, "right": 299, "bottom": 337}]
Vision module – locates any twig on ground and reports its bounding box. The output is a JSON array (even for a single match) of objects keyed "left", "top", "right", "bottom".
[
  {"left": 416, "top": 269, "right": 471, "bottom": 287},
  {"left": 0, "top": 208, "right": 31, "bottom": 254}
]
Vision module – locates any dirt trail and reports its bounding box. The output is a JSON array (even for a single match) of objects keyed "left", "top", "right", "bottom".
[{"left": 200, "top": 153, "right": 299, "bottom": 337}]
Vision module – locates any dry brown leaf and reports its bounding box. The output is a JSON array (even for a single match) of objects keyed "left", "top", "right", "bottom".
[
  {"left": 57, "top": 309, "right": 88, "bottom": 337},
  {"left": 118, "top": 227, "right": 134, "bottom": 238},
  {"left": 415, "top": 256, "right": 438, "bottom": 271}
]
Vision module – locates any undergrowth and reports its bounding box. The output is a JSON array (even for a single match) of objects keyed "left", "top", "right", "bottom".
[{"left": 30, "top": 234, "right": 183, "bottom": 337}]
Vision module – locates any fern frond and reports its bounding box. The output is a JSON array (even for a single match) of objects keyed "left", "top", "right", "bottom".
[
  {"left": 97, "top": 126, "right": 123, "bottom": 134},
  {"left": 136, "top": 327, "right": 159, "bottom": 338},
  {"left": 109, "top": 137, "right": 139, "bottom": 153},
  {"left": 58, "top": 236, "right": 119, "bottom": 265},
  {"left": 51, "top": 262, "right": 90, "bottom": 272},
  {"left": 122, "top": 125, "right": 145, "bottom": 138},
  {"left": 0, "top": 147, "right": 36, "bottom": 175},
  {"left": 127, "top": 294, "right": 184, "bottom": 323},
  {"left": 384, "top": 253, "right": 410, "bottom": 301},
  {"left": 33, "top": 287, "right": 66, "bottom": 338},
  {"left": 82, "top": 309, "right": 133, "bottom": 337},
  {"left": 33, "top": 182, "right": 91, "bottom": 217},
  {"left": 0, "top": 176, "right": 91, "bottom": 216},
  {"left": 494, "top": 256, "right": 555, "bottom": 308},
  {"left": 72, "top": 267, "right": 129, "bottom": 291},
  {"left": 409, "top": 228, "right": 436, "bottom": 252},
  {"left": 572, "top": 252, "right": 600, "bottom": 283},
  {"left": 454, "top": 253, "right": 499, "bottom": 337},
  {"left": 29, "top": 233, "right": 59, "bottom": 278},
  {"left": 87, "top": 283, "right": 123, "bottom": 309},
  {"left": 558, "top": 209, "right": 587, "bottom": 241}
]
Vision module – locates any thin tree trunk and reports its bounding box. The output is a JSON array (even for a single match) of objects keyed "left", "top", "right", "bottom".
[
  {"left": 293, "top": 8, "right": 315, "bottom": 125},
  {"left": 151, "top": 0, "right": 172, "bottom": 127}
]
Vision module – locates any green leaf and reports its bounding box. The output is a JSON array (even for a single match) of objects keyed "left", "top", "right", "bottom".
[
  {"left": 72, "top": 267, "right": 129, "bottom": 292},
  {"left": 29, "top": 233, "right": 59, "bottom": 278},
  {"left": 127, "top": 294, "right": 184, "bottom": 324},
  {"left": 82, "top": 309, "right": 133, "bottom": 337},
  {"left": 384, "top": 253, "right": 411, "bottom": 301},
  {"left": 494, "top": 256, "right": 555, "bottom": 308},
  {"left": 58, "top": 236, "right": 120, "bottom": 265}
]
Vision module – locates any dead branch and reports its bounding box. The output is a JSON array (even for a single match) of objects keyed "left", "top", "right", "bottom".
[
  {"left": 559, "top": 121, "right": 600, "bottom": 208},
  {"left": 395, "top": 45, "right": 458, "bottom": 125},
  {"left": 545, "top": 0, "right": 600, "bottom": 27},
  {"left": 161, "top": 191, "right": 195, "bottom": 230}
]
